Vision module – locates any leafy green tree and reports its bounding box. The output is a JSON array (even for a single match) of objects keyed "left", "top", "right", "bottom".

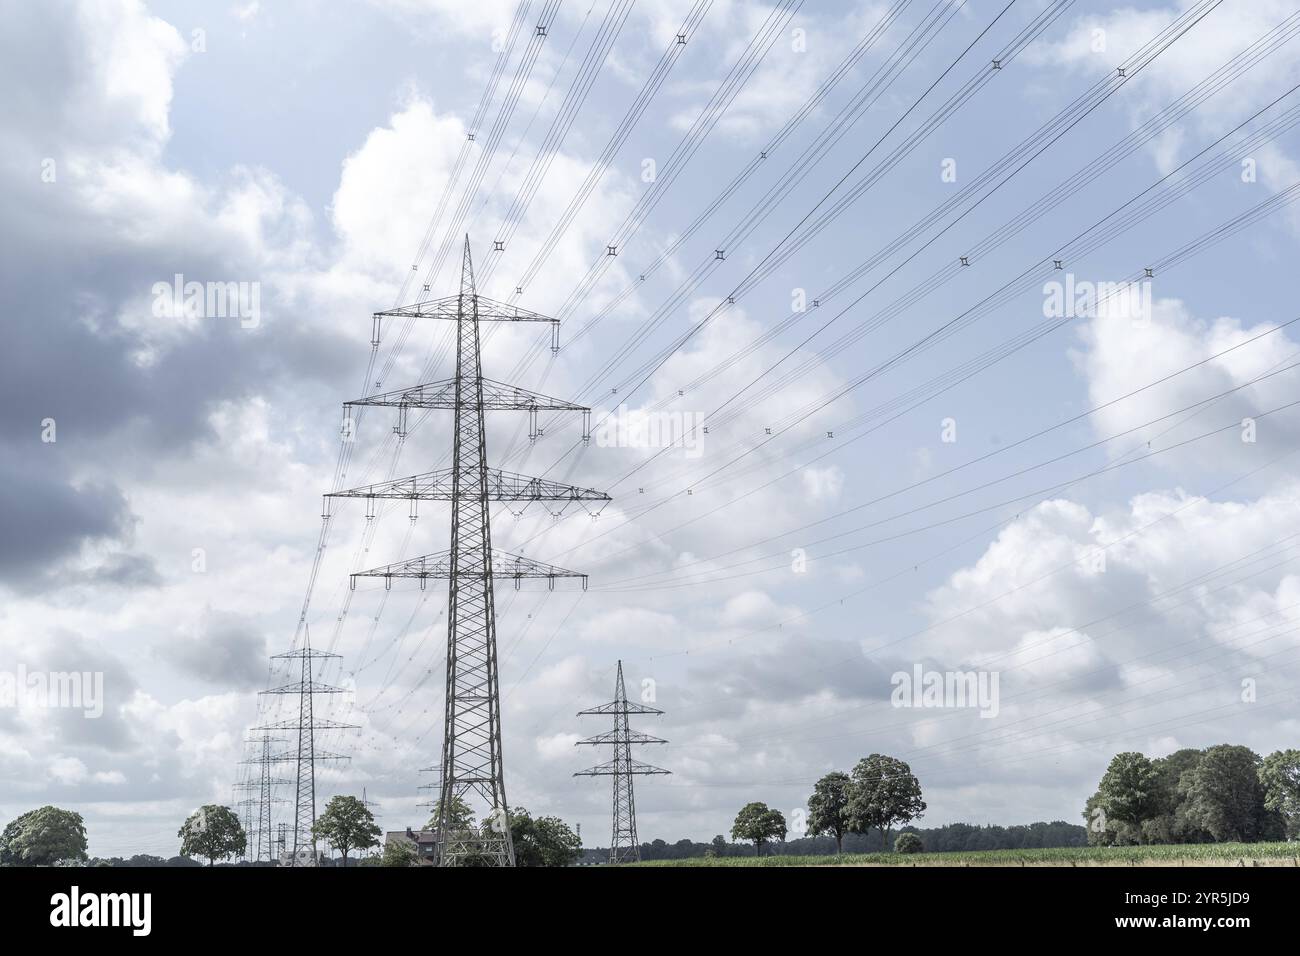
[
  {"left": 1082, "top": 790, "right": 1127, "bottom": 846},
  {"left": 730, "top": 802, "right": 787, "bottom": 857},
  {"left": 312, "top": 796, "right": 382, "bottom": 866},
  {"left": 505, "top": 807, "right": 582, "bottom": 867},
  {"left": 1260, "top": 749, "right": 1300, "bottom": 839},
  {"left": 806, "top": 771, "right": 853, "bottom": 853},
  {"left": 178, "top": 805, "right": 245, "bottom": 866},
  {"left": 1088, "top": 749, "right": 1212, "bottom": 846},
  {"left": 0, "top": 806, "right": 88, "bottom": 865},
  {"left": 847, "top": 754, "right": 927, "bottom": 850},
  {"left": 894, "top": 832, "right": 923, "bottom": 854},
  {"left": 364, "top": 839, "right": 418, "bottom": 867},
  {"left": 1179, "top": 744, "right": 1268, "bottom": 842},
  {"left": 1151, "top": 748, "right": 1209, "bottom": 843},
  {"left": 1097, "top": 752, "right": 1161, "bottom": 843},
  {"left": 425, "top": 795, "right": 474, "bottom": 832}
]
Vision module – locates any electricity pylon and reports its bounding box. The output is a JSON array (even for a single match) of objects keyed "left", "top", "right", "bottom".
[
  {"left": 259, "top": 625, "right": 355, "bottom": 865},
  {"left": 237, "top": 733, "right": 290, "bottom": 862},
  {"left": 341, "top": 238, "right": 608, "bottom": 865},
  {"left": 575, "top": 660, "right": 669, "bottom": 864},
  {"left": 234, "top": 797, "right": 256, "bottom": 860},
  {"left": 361, "top": 787, "right": 381, "bottom": 821}
]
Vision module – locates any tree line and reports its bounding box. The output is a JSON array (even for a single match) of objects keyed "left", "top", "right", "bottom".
[
  {"left": 0, "top": 796, "right": 583, "bottom": 867},
  {"left": 603, "top": 820, "right": 1087, "bottom": 862},
  {"left": 9, "top": 744, "right": 1296, "bottom": 865},
  {"left": 1085, "top": 745, "right": 1300, "bottom": 845}
]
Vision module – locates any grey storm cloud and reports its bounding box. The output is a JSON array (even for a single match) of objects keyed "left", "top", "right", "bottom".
[
  {"left": 154, "top": 611, "right": 268, "bottom": 690},
  {"left": 0, "top": 14, "right": 358, "bottom": 469},
  {"left": 0, "top": 228, "right": 350, "bottom": 452},
  {"left": 0, "top": 451, "right": 131, "bottom": 584},
  {"left": 0, "top": 126, "right": 359, "bottom": 595},
  {"left": 78, "top": 552, "right": 164, "bottom": 588}
]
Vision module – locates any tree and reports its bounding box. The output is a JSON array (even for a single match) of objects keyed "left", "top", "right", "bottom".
[
  {"left": 1179, "top": 745, "right": 1268, "bottom": 842},
  {"left": 313, "top": 796, "right": 382, "bottom": 867},
  {"left": 425, "top": 795, "right": 474, "bottom": 832},
  {"left": 730, "top": 802, "right": 787, "bottom": 857},
  {"left": 847, "top": 754, "right": 927, "bottom": 850},
  {"left": 895, "top": 832, "right": 923, "bottom": 854},
  {"left": 178, "top": 805, "right": 245, "bottom": 867},
  {"left": 806, "top": 771, "right": 853, "bottom": 854},
  {"left": 1082, "top": 791, "right": 1120, "bottom": 846},
  {"left": 0, "top": 806, "right": 88, "bottom": 866},
  {"left": 364, "top": 839, "right": 417, "bottom": 867},
  {"left": 1097, "top": 752, "right": 1161, "bottom": 843},
  {"left": 1260, "top": 749, "right": 1300, "bottom": 839},
  {"left": 506, "top": 807, "right": 582, "bottom": 867},
  {"left": 1151, "top": 748, "right": 1209, "bottom": 844}
]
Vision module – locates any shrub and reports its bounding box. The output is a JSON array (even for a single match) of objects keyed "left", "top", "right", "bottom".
[{"left": 895, "top": 832, "right": 923, "bottom": 854}]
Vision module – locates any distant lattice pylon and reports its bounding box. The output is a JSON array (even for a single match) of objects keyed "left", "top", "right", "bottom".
[
  {"left": 236, "top": 733, "right": 290, "bottom": 863},
  {"left": 574, "top": 660, "right": 669, "bottom": 864},
  {"left": 259, "top": 624, "right": 355, "bottom": 865}
]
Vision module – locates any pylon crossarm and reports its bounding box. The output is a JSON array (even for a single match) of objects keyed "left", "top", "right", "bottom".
[
  {"left": 576, "top": 729, "right": 668, "bottom": 745},
  {"left": 260, "top": 680, "right": 350, "bottom": 695},
  {"left": 576, "top": 701, "right": 665, "bottom": 716},
  {"left": 347, "top": 377, "right": 588, "bottom": 413},
  {"left": 351, "top": 549, "right": 587, "bottom": 588},
  {"left": 266, "top": 750, "right": 351, "bottom": 763},
  {"left": 375, "top": 293, "right": 556, "bottom": 324},
  {"left": 234, "top": 770, "right": 293, "bottom": 783},
  {"left": 271, "top": 647, "right": 343, "bottom": 660},
  {"left": 330, "top": 467, "right": 609, "bottom": 503},
  {"left": 252, "top": 718, "right": 360, "bottom": 731},
  {"left": 574, "top": 759, "right": 671, "bottom": 776}
]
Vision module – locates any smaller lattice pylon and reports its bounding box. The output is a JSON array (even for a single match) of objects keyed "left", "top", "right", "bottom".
[
  {"left": 233, "top": 792, "right": 286, "bottom": 862},
  {"left": 415, "top": 763, "right": 443, "bottom": 813},
  {"left": 239, "top": 733, "right": 291, "bottom": 863},
  {"left": 574, "top": 661, "right": 669, "bottom": 864},
  {"left": 259, "top": 625, "right": 353, "bottom": 865}
]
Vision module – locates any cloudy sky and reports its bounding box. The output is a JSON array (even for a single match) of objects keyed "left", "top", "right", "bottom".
[{"left": 4, "top": 0, "right": 1300, "bottom": 857}]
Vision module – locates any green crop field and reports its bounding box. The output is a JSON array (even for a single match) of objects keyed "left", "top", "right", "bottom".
[{"left": 632, "top": 842, "right": 1300, "bottom": 867}]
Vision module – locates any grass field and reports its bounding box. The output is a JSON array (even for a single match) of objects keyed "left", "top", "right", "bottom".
[{"left": 633, "top": 842, "right": 1300, "bottom": 866}]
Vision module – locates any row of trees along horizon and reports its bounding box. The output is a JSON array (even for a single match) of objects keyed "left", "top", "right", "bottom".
[{"left": 3, "top": 747, "right": 1297, "bottom": 865}]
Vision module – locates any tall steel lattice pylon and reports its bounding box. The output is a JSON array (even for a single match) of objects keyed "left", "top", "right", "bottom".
[
  {"left": 575, "top": 660, "right": 670, "bottom": 864},
  {"left": 341, "top": 237, "right": 608, "bottom": 865},
  {"left": 259, "top": 625, "right": 354, "bottom": 865}
]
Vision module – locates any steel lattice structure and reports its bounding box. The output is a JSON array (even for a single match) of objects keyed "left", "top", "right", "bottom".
[
  {"left": 233, "top": 797, "right": 257, "bottom": 861},
  {"left": 348, "top": 238, "right": 607, "bottom": 866},
  {"left": 575, "top": 660, "right": 669, "bottom": 864},
  {"left": 259, "top": 625, "right": 354, "bottom": 866},
  {"left": 237, "top": 733, "right": 289, "bottom": 863}
]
